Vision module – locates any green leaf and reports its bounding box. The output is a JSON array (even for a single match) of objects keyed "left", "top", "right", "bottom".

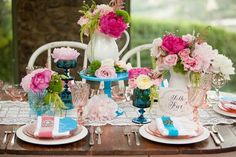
[{"left": 115, "top": 10, "right": 130, "bottom": 23}]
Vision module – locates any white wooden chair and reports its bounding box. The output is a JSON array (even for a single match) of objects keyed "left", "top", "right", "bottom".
[
  {"left": 121, "top": 43, "right": 153, "bottom": 67},
  {"left": 27, "top": 41, "right": 88, "bottom": 70}
]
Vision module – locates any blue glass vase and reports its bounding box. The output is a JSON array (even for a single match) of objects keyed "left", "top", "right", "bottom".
[
  {"left": 132, "top": 88, "right": 151, "bottom": 124},
  {"left": 56, "top": 60, "right": 77, "bottom": 110},
  {"left": 28, "top": 90, "right": 51, "bottom": 116}
]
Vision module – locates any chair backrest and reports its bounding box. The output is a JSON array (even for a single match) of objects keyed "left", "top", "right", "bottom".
[
  {"left": 121, "top": 44, "right": 153, "bottom": 67},
  {"left": 27, "top": 41, "right": 88, "bottom": 70}
]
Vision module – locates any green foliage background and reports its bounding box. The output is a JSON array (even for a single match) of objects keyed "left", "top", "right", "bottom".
[
  {"left": 130, "top": 18, "right": 236, "bottom": 92},
  {"left": 0, "top": 0, "right": 13, "bottom": 83}
]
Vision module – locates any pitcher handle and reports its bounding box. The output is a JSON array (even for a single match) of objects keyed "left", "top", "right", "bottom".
[{"left": 118, "top": 30, "right": 130, "bottom": 56}]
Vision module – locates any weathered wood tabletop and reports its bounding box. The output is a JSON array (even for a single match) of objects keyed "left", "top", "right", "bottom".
[{"left": 1, "top": 124, "right": 236, "bottom": 156}]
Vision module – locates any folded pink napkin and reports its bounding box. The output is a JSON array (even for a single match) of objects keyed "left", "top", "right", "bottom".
[{"left": 34, "top": 116, "right": 77, "bottom": 138}]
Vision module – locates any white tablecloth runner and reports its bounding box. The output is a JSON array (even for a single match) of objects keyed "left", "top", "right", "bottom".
[{"left": 1, "top": 99, "right": 236, "bottom": 126}]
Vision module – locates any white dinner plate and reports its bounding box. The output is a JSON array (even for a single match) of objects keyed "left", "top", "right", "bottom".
[
  {"left": 213, "top": 104, "right": 236, "bottom": 118},
  {"left": 139, "top": 125, "right": 210, "bottom": 145},
  {"left": 16, "top": 124, "right": 88, "bottom": 145}
]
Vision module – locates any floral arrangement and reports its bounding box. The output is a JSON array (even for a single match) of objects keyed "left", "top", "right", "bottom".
[
  {"left": 77, "top": 0, "right": 130, "bottom": 41},
  {"left": 51, "top": 47, "right": 80, "bottom": 63},
  {"left": 151, "top": 33, "right": 235, "bottom": 82},
  {"left": 128, "top": 68, "right": 163, "bottom": 105},
  {"left": 87, "top": 59, "right": 132, "bottom": 78},
  {"left": 21, "top": 68, "right": 66, "bottom": 113}
]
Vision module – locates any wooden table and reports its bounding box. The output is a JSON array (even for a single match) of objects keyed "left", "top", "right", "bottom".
[{"left": 1, "top": 124, "right": 236, "bottom": 156}]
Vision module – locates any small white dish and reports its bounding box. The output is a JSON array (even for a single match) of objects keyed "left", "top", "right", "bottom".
[
  {"left": 16, "top": 124, "right": 88, "bottom": 145},
  {"left": 139, "top": 125, "right": 210, "bottom": 145}
]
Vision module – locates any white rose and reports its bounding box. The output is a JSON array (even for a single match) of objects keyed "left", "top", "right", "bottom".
[
  {"left": 212, "top": 54, "right": 235, "bottom": 80},
  {"left": 136, "top": 75, "right": 153, "bottom": 90}
]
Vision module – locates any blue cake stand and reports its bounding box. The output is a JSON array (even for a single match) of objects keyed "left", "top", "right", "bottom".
[{"left": 79, "top": 70, "right": 128, "bottom": 98}]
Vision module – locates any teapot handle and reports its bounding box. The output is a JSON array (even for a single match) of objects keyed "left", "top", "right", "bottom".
[{"left": 118, "top": 30, "right": 130, "bottom": 56}]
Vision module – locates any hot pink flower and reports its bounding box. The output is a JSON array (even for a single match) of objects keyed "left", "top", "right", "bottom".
[
  {"left": 179, "top": 48, "right": 190, "bottom": 60},
  {"left": 30, "top": 70, "right": 52, "bottom": 93},
  {"left": 99, "top": 12, "right": 128, "bottom": 38},
  {"left": 128, "top": 68, "right": 151, "bottom": 79},
  {"left": 95, "top": 66, "right": 117, "bottom": 78},
  {"left": 52, "top": 47, "right": 80, "bottom": 63},
  {"left": 163, "top": 54, "right": 178, "bottom": 66},
  {"left": 161, "top": 34, "right": 188, "bottom": 54}
]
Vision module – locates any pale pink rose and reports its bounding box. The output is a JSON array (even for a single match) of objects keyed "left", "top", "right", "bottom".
[
  {"left": 52, "top": 47, "right": 80, "bottom": 63},
  {"left": 183, "top": 57, "right": 201, "bottom": 72},
  {"left": 95, "top": 66, "right": 117, "bottom": 78},
  {"left": 182, "top": 34, "right": 195, "bottom": 43},
  {"left": 30, "top": 69, "right": 52, "bottom": 93},
  {"left": 179, "top": 48, "right": 190, "bottom": 60},
  {"left": 77, "top": 16, "right": 88, "bottom": 26},
  {"left": 94, "top": 4, "right": 114, "bottom": 17},
  {"left": 151, "top": 38, "right": 162, "bottom": 57},
  {"left": 163, "top": 54, "right": 178, "bottom": 66}
]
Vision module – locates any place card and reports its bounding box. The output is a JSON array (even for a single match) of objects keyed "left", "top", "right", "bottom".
[{"left": 157, "top": 88, "right": 193, "bottom": 118}]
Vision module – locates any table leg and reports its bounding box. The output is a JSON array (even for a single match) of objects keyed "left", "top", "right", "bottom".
[{"left": 104, "top": 81, "right": 112, "bottom": 98}]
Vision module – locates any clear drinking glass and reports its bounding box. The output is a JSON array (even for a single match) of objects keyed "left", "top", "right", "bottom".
[
  {"left": 71, "top": 81, "right": 90, "bottom": 124},
  {"left": 211, "top": 73, "right": 226, "bottom": 103}
]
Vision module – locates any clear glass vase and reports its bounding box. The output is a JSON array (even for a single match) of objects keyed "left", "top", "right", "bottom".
[{"left": 28, "top": 90, "right": 51, "bottom": 116}]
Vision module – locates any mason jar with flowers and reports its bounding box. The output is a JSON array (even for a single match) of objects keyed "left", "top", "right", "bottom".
[
  {"left": 20, "top": 68, "right": 66, "bottom": 116},
  {"left": 77, "top": 0, "right": 130, "bottom": 62},
  {"left": 128, "top": 68, "right": 163, "bottom": 124}
]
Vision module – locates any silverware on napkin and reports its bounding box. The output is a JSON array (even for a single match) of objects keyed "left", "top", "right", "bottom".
[{"left": 2, "top": 131, "right": 12, "bottom": 144}]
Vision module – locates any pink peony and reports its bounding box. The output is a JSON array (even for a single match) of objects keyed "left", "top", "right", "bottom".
[
  {"left": 161, "top": 34, "right": 188, "bottom": 54},
  {"left": 182, "top": 34, "right": 195, "bottom": 43},
  {"left": 128, "top": 68, "right": 151, "bottom": 79},
  {"left": 179, "top": 48, "right": 190, "bottom": 60},
  {"left": 163, "top": 54, "right": 178, "bottom": 66},
  {"left": 52, "top": 47, "right": 80, "bottom": 63},
  {"left": 95, "top": 66, "right": 117, "bottom": 78},
  {"left": 99, "top": 12, "right": 128, "bottom": 38},
  {"left": 94, "top": 4, "right": 114, "bottom": 17},
  {"left": 30, "top": 70, "right": 52, "bottom": 93}
]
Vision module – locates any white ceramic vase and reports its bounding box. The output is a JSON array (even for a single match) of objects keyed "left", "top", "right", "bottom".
[
  {"left": 86, "top": 31, "right": 119, "bottom": 62},
  {"left": 169, "top": 69, "right": 189, "bottom": 90}
]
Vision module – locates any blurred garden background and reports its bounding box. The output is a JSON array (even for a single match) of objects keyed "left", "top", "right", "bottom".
[{"left": 1, "top": 0, "right": 236, "bottom": 92}]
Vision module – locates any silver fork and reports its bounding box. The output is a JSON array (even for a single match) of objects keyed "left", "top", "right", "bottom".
[
  {"left": 131, "top": 127, "right": 140, "bottom": 146},
  {"left": 124, "top": 127, "right": 131, "bottom": 146},
  {"left": 2, "top": 131, "right": 12, "bottom": 144},
  {"left": 10, "top": 127, "right": 17, "bottom": 145}
]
